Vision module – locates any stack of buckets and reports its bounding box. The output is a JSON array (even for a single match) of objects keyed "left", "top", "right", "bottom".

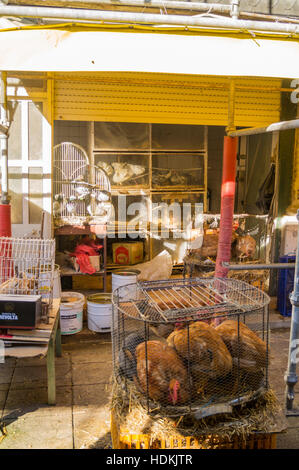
[
  {"left": 60, "top": 269, "right": 140, "bottom": 335},
  {"left": 87, "top": 269, "right": 140, "bottom": 333}
]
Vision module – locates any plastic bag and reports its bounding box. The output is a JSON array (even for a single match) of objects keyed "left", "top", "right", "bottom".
[{"left": 135, "top": 250, "right": 173, "bottom": 282}]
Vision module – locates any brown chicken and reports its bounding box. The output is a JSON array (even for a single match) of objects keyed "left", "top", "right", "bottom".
[
  {"left": 233, "top": 235, "right": 256, "bottom": 261},
  {"left": 215, "top": 320, "right": 267, "bottom": 371},
  {"left": 215, "top": 320, "right": 268, "bottom": 393},
  {"left": 135, "top": 340, "right": 190, "bottom": 406},
  {"left": 167, "top": 322, "right": 233, "bottom": 398},
  {"left": 185, "top": 228, "right": 238, "bottom": 263}
]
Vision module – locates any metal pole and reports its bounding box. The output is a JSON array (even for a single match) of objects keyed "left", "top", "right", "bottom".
[
  {"left": 0, "top": 5, "right": 299, "bottom": 34},
  {"left": 285, "top": 209, "right": 299, "bottom": 413},
  {"left": 0, "top": 72, "right": 8, "bottom": 205},
  {"left": 30, "top": 0, "right": 233, "bottom": 15},
  {"left": 228, "top": 119, "right": 299, "bottom": 138},
  {"left": 222, "top": 262, "right": 296, "bottom": 270},
  {"left": 214, "top": 136, "right": 238, "bottom": 279}
]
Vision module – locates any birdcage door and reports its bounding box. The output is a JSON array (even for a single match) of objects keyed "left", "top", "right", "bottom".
[
  {"left": 53, "top": 142, "right": 90, "bottom": 221},
  {"left": 53, "top": 142, "right": 111, "bottom": 224}
]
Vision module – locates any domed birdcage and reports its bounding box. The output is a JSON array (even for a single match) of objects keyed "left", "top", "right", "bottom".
[
  {"left": 53, "top": 142, "right": 112, "bottom": 226},
  {"left": 112, "top": 278, "right": 271, "bottom": 419}
]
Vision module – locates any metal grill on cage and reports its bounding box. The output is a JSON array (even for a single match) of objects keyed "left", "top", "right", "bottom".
[
  {"left": 0, "top": 237, "right": 56, "bottom": 322},
  {"left": 53, "top": 142, "right": 112, "bottom": 225},
  {"left": 112, "top": 278, "right": 270, "bottom": 418}
]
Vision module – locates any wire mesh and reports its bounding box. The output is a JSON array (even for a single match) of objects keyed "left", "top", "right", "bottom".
[
  {"left": 0, "top": 237, "right": 56, "bottom": 322},
  {"left": 112, "top": 278, "right": 271, "bottom": 418},
  {"left": 53, "top": 142, "right": 112, "bottom": 225}
]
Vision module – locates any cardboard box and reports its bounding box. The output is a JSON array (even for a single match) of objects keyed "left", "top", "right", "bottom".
[
  {"left": 73, "top": 255, "right": 101, "bottom": 273},
  {"left": 112, "top": 242, "right": 144, "bottom": 265}
]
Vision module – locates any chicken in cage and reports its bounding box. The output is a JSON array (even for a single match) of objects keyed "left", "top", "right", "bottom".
[
  {"left": 0, "top": 237, "right": 56, "bottom": 322},
  {"left": 112, "top": 278, "right": 270, "bottom": 418}
]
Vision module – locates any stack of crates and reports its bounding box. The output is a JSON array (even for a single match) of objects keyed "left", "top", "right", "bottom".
[{"left": 277, "top": 254, "right": 296, "bottom": 317}]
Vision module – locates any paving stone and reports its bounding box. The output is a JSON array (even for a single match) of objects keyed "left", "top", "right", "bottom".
[
  {"left": 0, "top": 366, "right": 15, "bottom": 387},
  {"left": 0, "top": 389, "right": 8, "bottom": 412},
  {"left": 16, "top": 353, "right": 71, "bottom": 368},
  {"left": 65, "top": 341, "right": 112, "bottom": 364},
  {"left": 0, "top": 414, "right": 73, "bottom": 449},
  {"left": 10, "top": 364, "right": 72, "bottom": 390},
  {"left": 277, "top": 427, "right": 299, "bottom": 449},
  {"left": 72, "top": 362, "right": 112, "bottom": 386},
  {"left": 73, "top": 383, "right": 112, "bottom": 407},
  {"left": 73, "top": 406, "right": 111, "bottom": 449},
  {"left": 3, "top": 386, "right": 72, "bottom": 420},
  {"left": 61, "top": 327, "right": 111, "bottom": 345}
]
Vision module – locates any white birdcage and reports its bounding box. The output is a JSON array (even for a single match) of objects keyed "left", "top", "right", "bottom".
[
  {"left": 0, "top": 237, "right": 56, "bottom": 322},
  {"left": 53, "top": 142, "right": 111, "bottom": 225}
]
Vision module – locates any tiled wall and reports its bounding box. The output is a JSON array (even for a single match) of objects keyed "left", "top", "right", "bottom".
[{"left": 54, "top": 120, "right": 88, "bottom": 152}]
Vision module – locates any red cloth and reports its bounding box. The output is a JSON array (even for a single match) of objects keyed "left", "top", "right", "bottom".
[{"left": 70, "top": 237, "right": 103, "bottom": 274}]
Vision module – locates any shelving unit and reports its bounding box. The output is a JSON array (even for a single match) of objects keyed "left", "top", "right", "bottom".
[
  {"left": 91, "top": 122, "right": 208, "bottom": 267},
  {"left": 54, "top": 223, "right": 108, "bottom": 291},
  {"left": 53, "top": 122, "right": 208, "bottom": 275}
]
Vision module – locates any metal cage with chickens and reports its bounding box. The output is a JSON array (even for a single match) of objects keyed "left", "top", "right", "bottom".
[
  {"left": 53, "top": 142, "right": 112, "bottom": 226},
  {"left": 112, "top": 278, "right": 270, "bottom": 419},
  {"left": 0, "top": 237, "right": 56, "bottom": 323}
]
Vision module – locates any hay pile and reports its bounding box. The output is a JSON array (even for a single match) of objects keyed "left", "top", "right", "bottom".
[{"left": 111, "top": 378, "right": 284, "bottom": 445}]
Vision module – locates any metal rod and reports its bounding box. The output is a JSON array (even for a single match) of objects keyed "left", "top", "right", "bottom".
[
  {"left": 30, "top": 0, "right": 233, "bottom": 14},
  {"left": 0, "top": 4, "right": 299, "bottom": 34},
  {"left": 222, "top": 262, "right": 296, "bottom": 270},
  {"left": 285, "top": 209, "right": 299, "bottom": 411},
  {"left": 228, "top": 119, "right": 299, "bottom": 138},
  {"left": 0, "top": 72, "right": 8, "bottom": 205}
]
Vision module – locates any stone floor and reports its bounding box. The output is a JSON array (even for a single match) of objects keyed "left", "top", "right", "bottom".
[{"left": 0, "top": 304, "right": 299, "bottom": 449}]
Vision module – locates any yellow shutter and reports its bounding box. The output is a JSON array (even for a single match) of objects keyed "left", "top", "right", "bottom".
[{"left": 54, "top": 72, "right": 281, "bottom": 127}]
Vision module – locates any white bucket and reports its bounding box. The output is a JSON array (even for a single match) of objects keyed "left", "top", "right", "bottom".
[
  {"left": 87, "top": 293, "right": 112, "bottom": 333},
  {"left": 112, "top": 269, "right": 140, "bottom": 301},
  {"left": 60, "top": 292, "right": 85, "bottom": 335}
]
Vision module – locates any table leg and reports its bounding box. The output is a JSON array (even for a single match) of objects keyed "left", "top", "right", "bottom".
[
  {"left": 55, "top": 320, "right": 62, "bottom": 358},
  {"left": 47, "top": 335, "right": 56, "bottom": 405}
]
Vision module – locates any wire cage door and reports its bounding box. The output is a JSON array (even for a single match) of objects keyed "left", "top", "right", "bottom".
[
  {"left": 53, "top": 142, "right": 112, "bottom": 224},
  {"left": 112, "top": 278, "right": 271, "bottom": 418}
]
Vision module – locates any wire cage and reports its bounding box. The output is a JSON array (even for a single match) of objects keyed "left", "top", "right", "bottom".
[
  {"left": 53, "top": 142, "right": 112, "bottom": 225},
  {"left": 112, "top": 278, "right": 271, "bottom": 418},
  {"left": 0, "top": 237, "right": 56, "bottom": 322}
]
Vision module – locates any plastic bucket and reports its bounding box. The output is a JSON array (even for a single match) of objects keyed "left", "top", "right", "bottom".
[
  {"left": 112, "top": 269, "right": 140, "bottom": 301},
  {"left": 60, "top": 292, "right": 85, "bottom": 335},
  {"left": 87, "top": 293, "right": 112, "bottom": 333}
]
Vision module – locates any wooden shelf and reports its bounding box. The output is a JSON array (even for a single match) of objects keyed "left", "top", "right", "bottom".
[
  {"left": 60, "top": 267, "right": 105, "bottom": 277},
  {"left": 54, "top": 224, "right": 107, "bottom": 236}
]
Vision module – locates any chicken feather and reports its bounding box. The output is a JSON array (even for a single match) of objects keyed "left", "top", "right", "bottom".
[
  {"left": 135, "top": 340, "right": 190, "bottom": 405},
  {"left": 167, "top": 322, "right": 232, "bottom": 398},
  {"left": 215, "top": 320, "right": 268, "bottom": 372}
]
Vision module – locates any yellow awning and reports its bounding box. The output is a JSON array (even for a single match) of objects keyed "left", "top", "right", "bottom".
[{"left": 0, "top": 25, "right": 299, "bottom": 78}]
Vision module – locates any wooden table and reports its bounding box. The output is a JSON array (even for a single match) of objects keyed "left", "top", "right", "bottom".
[{"left": 4, "top": 299, "right": 61, "bottom": 405}]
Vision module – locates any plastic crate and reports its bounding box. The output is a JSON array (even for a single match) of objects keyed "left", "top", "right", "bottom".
[
  {"left": 110, "top": 411, "right": 277, "bottom": 450},
  {"left": 277, "top": 255, "right": 296, "bottom": 317}
]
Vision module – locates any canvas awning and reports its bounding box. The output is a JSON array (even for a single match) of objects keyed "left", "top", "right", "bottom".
[{"left": 0, "top": 24, "right": 299, "bottom": 78}]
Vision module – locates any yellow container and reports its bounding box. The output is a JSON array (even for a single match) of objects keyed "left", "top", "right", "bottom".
[
  {"left": 112, "top": 242, "right": 144, "bottom": 265},
  {"left": 110, "top": 411, "right": 277, "bottom": 450}
]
